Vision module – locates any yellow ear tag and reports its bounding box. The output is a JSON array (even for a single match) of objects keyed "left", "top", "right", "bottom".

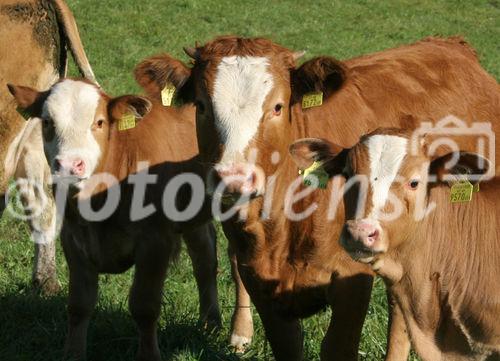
[
  {"left": 473, "top": 182, "right": 480, "bottom": 193},
  {"left": 161, "top": 83, "right": 176, "bottom": 106},
  {"left": 302, "top": 91, "right": 323, "bottom": 109},
  {"left": 450, "top": 180, "right": 473, "bottom": 203},
  {"left": 118, "top": 113, "right": 136, "bottom": 131},
  {"left": 302, "top": 161, "right": 329, "bottom": 189},
  {"left": 16, "top": 107, "right": 31, "bottom": 120}
]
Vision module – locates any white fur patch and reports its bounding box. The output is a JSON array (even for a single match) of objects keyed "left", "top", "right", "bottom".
[
  {"left": 42, "top": 79, "right": 102, "bottom": 179},
  {"left": 365, "top": 135, "right": 408, "bottom": 217},
  {"left": 230, "top": 334, "right": 251, "bottom": 353},
  {"left": 212, "top": 56, "right": 273, "bottom": 165}
]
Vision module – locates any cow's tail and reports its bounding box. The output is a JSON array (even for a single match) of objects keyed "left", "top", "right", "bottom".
[{"left": 52, "top": 0, "right": 98, "bottom": 84}]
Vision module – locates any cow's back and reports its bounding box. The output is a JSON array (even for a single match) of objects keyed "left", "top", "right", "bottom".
[
  {"left": 303, "top": 37, "right": 500, "bottom": 174},
  {"left": 0, "top": 0, "right": 62, "bottom": 191}
]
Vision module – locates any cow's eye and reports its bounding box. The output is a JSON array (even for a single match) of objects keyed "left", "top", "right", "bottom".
[
  {"left": 96, "top": 119, "right": 104, "bottom": 128},
  {"left": 409, "top": 180, "right": 419, "bottom": 189},
  {"left": 273, "top": 103, "right": 283, "bottom": 116}
]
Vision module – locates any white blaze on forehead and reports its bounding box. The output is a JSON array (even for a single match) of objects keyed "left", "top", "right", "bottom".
[
  {"left": 41, "top": 79, "right": 103, "bottom": 178},
  {"left": 212, "top": 56, "right": 274, "bottom": 165},
  {"left": 43, "top": 79, "right": 101, "bottom": 132},
  {"left": 365, "top": 135, "right": 408, "bottom": 217}
]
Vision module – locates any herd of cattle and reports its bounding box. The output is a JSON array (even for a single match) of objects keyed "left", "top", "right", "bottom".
[{"left": 0, "top": 1, "right": 499, "bottom": 361}]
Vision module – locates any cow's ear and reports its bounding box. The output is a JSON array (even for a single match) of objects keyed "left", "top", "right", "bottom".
[
  {"left": 7, "top": 84, "right": 47, "bottom": 118},
  {"left": 289, "top": 138, "right": 348, "bottom": 177},
  {"left": 134, "top": 54, "right": 193, "bottom": 103},
  {"left": 429, "top": 151, "right": 493, "bottom": 184},
  {"left": 291, "top": 56, "right": 347, "bottom": 105},
  {"left": 108, "top": 95, "right": 152, "bottom": 122}
]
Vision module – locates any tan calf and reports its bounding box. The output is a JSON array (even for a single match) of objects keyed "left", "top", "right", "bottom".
[{"left": 290, "top": 129, "right": 500, "bottom": 361}]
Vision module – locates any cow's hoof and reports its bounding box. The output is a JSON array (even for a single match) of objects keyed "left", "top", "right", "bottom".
[
  {"left": 230, "top": 334, "right": 251, "bottom": 353},
  {"left": 33, "top": 277, "right": 61, "bottom": 296}
]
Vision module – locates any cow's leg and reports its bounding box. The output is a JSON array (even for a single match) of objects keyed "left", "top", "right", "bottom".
[
  {"left": 385, "top": 291, "right": 411, "bottom": 361},
  {"left": 63, "top": 233, "right": 98, "bottom": 360},
  {"left": 252, "top": 296, "right": 303, "bottom": 360},
  {"left": 239, "top": 266, "right": 303, "bottom": 361},
  {"left": 31, "top": 196, "right": 60, "bottom": 295},
  {"left": 17, "top": 151, "right": 60, "bottom": 295},
  {"left": 32, "top": 238, "right": 60, "bottom": 295},
  {"left": 228, "top": 244, "right": 253, "bottom": 353},
  {"left": 322, "top": 269, "right": 373, "bottom": 361},
  {"left": 183, "top": 222, "right": 221, "bottom": 329},
  {"left": 130, "top": 234, "right": 175, "bottom": 361},
  {"left": 0, "top": 193, "right": 5, "bottom": 217}
]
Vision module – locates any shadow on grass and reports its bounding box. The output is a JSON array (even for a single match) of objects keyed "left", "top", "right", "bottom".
[{"left": 0, "top": 288, "right": 254, "bottom": 361}]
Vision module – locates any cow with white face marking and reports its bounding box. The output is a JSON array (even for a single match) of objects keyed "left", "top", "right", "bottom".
[
  {"left": 40, "top": 79, "right": 106, "bottom": 182},
  {"left": 8, "top": 78, "right": 222, "bottom": 361},
  {"left": 135, "top": 36, "right": 500, "bottom": 360},
  {"left": 290, "top": 129, "right": 500, "bottom": 361}
]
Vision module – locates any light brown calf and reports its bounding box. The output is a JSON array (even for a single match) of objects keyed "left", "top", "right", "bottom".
[
  {"left": 0, "top": 0, "right": 96, "bottom": 294},
  {"left": 8, "top": 79, "right": 221, "bottom": 361},
  {"left": 290, "top": 128, "right": 500, "bottom": 361},
  {"left": 135, "top": 36, "right": 500, "bottom": 360}
]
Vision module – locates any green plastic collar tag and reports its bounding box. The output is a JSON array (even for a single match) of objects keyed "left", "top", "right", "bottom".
[
  {"left": 300, "top": 161, "right": 328, "bottom": 189},
  {"left": 161, "top": 83, "right": 176, "bottom": 106},
  {"left": 450, "top": 180, "right": 473, "bottom": 203},
  {"left": 302, "top": 91, "right": 323, "bottom": 109},
  {"left": 118, "top": 113, "right": 136, "bottom": 131},
  {"left": 16, "top": 107, "right": 31, "bottom": 120}
]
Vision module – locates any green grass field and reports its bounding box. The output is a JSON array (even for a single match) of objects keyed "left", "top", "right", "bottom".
[{"left": 1, "top": 0, "right": 499, "bottom": 360}]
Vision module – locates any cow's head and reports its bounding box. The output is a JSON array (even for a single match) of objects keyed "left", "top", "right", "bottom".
[
  {"left": 8, "top": 79, "right": 151, "bottom": 187},
  {"left": 134, "top": 36, "right": 346, "bottom": 198},
  {"left": 290, "top": 128, "right": 491, "bottom": 262}
]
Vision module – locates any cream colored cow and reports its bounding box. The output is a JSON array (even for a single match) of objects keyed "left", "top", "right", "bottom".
[{"left": 0, "top": 0, "right": 96, "bottom": 294}]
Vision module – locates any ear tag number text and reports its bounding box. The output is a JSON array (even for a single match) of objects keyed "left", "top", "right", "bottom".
[
  {"left": 302, "top": 91, "right": 323, "bottom": 109},
  {"left": 450, "top": 180, "right": 473, "bottom": 203},
  {"left": 118, "top": 113, "right": 136, "bottom": 131},
  {"left": 161, "top": 83, "right": 176, "bottom": 106}
]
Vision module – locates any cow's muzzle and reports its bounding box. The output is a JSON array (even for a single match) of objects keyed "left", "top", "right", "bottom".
[
  {"left": 340, "top": 219, "right": 385, "bottom": 261},
  {"left": 207, "top": 163, "right": 265, "bottom": 199}
]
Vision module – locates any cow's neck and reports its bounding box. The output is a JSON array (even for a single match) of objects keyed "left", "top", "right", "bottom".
[
  {"left": 234, "top": 104, "right": 348, "bottom": 279},
  {"left": 389, "top": 181, "right": 500, "bottom": 335}
]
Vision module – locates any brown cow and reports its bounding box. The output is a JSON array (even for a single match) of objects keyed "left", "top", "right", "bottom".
[
  {"left": 8, "top": 79, "right": 221, "bottom": 361},
  {"left": 0, "top": 0, "right": 96, "bottom": 294},
  {"left": 135, "top": 36, "right": 500, "bottom": 360},
  {"left": 289, "top": 128, "right": 500, "bottom": 361}
]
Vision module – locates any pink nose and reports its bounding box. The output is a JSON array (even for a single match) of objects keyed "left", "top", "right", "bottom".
[
  {"left": 215, "top": 164, "right": 259, "bottom": 195},
  {"left": 56, "top": 158, "right": 86, "bottom": 177},
  {"left": 345, "top": 220, "right": 380, "bottom": 249}
]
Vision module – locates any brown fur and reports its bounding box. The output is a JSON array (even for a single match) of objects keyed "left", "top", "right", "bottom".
[
  {"left": 10, "top": 80, "right": 223, "bottom": 360},
  {"left": 392, "top": 178, "right": 500, "bottom": 360},
  {"left": 134, "top": 54, "right": 192, "bottom": 101},
  {"left": 332, "top": 129, "right": 500, "bottom": 360},
  {"left": 137, "top": 35, "right": 500, "bottom": 361},
  {"left": 293, "top": 127, "right": 500, "bottom": 360},
  {"left": 0, "top": 0, "right": 95, "bottom": 295}
]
